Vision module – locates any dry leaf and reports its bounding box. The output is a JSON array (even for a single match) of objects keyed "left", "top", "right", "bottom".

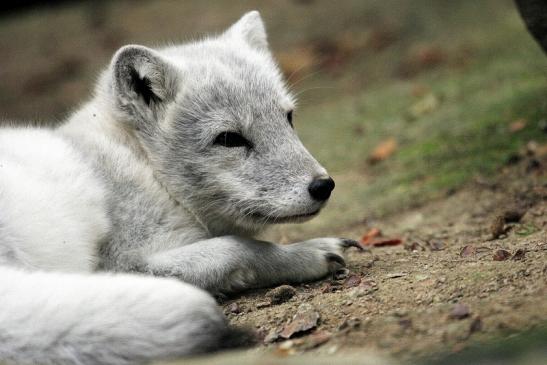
[
  {"left": 360, "top": 228, "right": 382, "bottom": 244},
  {"left": 280, "top": 304, "right": 320, "bottom": 339},
  {"left": 460, "top": 245, "right": 476, "bottom": 257},
  {"left": 368, "top": 238, "right": 403, "bottom": 247},
  {"left": 367, "top": 138, "right": 398, "bottom": 164}
]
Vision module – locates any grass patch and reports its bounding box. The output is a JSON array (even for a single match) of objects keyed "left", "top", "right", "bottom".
[{"left": 287, "top": 15, "right": 547, "bottom": 235}]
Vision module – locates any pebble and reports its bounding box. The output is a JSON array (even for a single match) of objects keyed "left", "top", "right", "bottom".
[
  {"left": 450, "top": 303, "right": 471, "bottom": 319},
  {"left": 266, "top": 285, "right": 297, "bottom": 305}
]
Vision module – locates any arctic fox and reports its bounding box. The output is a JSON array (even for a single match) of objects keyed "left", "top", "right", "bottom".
[{"left": 0, "top": 11, "right": 359, "bottom": 365}]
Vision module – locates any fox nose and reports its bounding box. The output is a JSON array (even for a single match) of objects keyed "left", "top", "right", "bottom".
[{"left": 308, "top": 177, "right": 335, "bottom": 201}]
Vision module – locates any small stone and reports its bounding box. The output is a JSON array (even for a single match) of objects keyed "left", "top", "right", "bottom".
[
  {"left": 493, "top": 249, "right": 511, "bottom": 261},
  {"left": 450, "top": 303, "right": 471, "bottom": 320},
  {"left": 343, "top": 274, "right": 362, "bottom": 288},
  {"left": 266, "top": 285, "right": 297, "bottom": 305}
]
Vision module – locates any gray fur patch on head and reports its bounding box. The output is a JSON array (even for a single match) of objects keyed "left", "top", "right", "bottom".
[{"left": 106, "top": 12, "right": 329, "bottom": 235}]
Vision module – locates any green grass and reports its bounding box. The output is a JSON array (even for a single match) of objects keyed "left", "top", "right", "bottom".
[{"left": 282, "top": 9, "right": 547, "bottom": 236}]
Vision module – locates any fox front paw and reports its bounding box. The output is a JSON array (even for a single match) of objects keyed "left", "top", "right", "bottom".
[{"left": 289, "top": 237, "right": 363, "bottom": 281}]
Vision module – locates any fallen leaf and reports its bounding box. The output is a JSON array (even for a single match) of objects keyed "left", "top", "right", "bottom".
[
  {"left": 493, "top": 249, "right": 511, "bottom": 261},
  {"left": 509, "top": 118, "right": 527, "bottom": 133},
  {"left": 280, "top": 303, "right": 320, "bottom": 339},
  {"left": 367, "top": 238, "right": 403, "bottom": 247},
  {"left": 360, "top": 228, "right": 402, "bottom": 247},
  {"left": 360, "top": 228, "right": 382, "bottom": 245},
  {"left": 367, "top": 138, "right": 398, "bottom": 164},
  {"left": 460, "top": 245, "right": 476, "bottom": 257},
  {"left": 266, "top": 285, "right": 296, "bottom": 305}
]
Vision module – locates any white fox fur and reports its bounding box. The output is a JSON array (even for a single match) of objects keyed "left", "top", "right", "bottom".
[{"left": 0, "top": 11, "right": 358, "bottom": 365}]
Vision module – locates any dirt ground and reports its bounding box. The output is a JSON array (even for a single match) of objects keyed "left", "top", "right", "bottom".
[
  {"left": 0, "top": 1, "right": 545, "bottom": 364},
  {"left": 218, "top": 152, "right": 546, "bottom": 363}
]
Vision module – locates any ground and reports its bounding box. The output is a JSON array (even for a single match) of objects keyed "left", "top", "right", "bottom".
[
  {"left": 0, "top": 1, "right": 545, "bottom": 364},
  {"left": 219, "top": 152, "right": 546, "bottom": 364}
]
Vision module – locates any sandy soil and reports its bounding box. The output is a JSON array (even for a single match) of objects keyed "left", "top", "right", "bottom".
[{"left": 220, "top": 152, "right": 546, "bottom": 362}]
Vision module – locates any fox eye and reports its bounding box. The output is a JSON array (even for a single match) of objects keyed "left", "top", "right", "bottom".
[
  {"left": 214, "top": 131, "right": 252, "bottom": 148},
  {"left": 287, "top": 110, "right": 293, "bottom": 128}
]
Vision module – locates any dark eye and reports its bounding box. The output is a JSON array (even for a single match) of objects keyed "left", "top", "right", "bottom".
[
  {"left": 214, "top": 131, "right": 252, "bottom": 148},
  {"left": 287, "top": 110, "right": 293, "bottom": 127}
]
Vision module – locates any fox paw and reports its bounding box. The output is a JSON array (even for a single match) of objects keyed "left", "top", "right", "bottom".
[{"left": 289, "top": 237, "right": 363, "bottom": 281}]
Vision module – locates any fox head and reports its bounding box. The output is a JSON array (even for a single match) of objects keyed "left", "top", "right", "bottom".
[{"left": 105, "top": 11, "right": 334, "bottom": 234}]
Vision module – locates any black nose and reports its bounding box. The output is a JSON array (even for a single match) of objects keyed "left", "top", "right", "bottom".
[{"left": 308, "top": 177, "right": 335, "bottom": 201}]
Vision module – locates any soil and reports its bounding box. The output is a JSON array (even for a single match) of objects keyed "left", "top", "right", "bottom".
[{"left": 220, "top": 153, "right": 546, "bottom": 361}]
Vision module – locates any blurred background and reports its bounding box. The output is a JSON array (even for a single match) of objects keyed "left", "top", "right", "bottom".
[
  {"left": 1, "top": 1, "right": 546, "bottom": 363},
  {"left": 0, "top": 1, "right": 545, "bottom": 238}
]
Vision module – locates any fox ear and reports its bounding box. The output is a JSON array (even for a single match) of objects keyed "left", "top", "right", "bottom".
[
  {"left": 225, "top": 11, "right": 268, "bottom": 51},
  {"left": 111, "top": 45, "right": 178, "bottom": 128}
]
